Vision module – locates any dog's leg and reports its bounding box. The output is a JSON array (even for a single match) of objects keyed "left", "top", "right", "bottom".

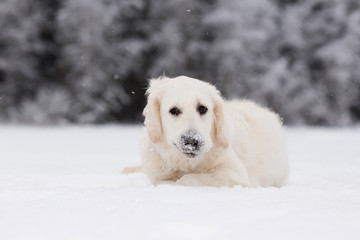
[
  {"left": 175, "top": 151, "right": 252, "bottom": 187},
  {"left": 121, "top": 166, "right": 143, "bottom": 174},
  {"left": 174, "top": 169, "right": 251, "bottom": 187}
]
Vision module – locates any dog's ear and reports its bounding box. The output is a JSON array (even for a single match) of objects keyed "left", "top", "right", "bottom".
[
  {"left": 143, "top": 95, "right": 162, "bottom": 143},
  {"left": 213, "top": 94, "right": 229, "bottom": 149},
  {"left": 143, "top": 78, "right": 167, "bottom": 143}
]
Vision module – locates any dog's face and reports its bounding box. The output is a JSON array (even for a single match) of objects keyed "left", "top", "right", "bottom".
[{"left": 143, "top": 76, "right": 228, "bottom": 159}]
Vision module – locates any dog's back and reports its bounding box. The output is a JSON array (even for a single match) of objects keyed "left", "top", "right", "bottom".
[{"left": 225, "top": 100, "right": 289, "bottom": 187}]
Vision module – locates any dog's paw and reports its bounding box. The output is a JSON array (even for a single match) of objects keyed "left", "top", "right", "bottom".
[{"left": 121, "top": 166, "right": 142, "bottom": 174}]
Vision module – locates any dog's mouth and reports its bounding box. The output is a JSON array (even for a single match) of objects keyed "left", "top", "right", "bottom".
[
  {"left": 173, "top": 143, "right": 198, "bottom": 159},
  {"left": 184, "top": 151, "right": 197, "bottom": 158}
]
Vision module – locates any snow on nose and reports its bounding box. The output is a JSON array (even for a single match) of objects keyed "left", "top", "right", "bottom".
[{"left": 181, "top": 129, "right": 204, "bottom": 152}]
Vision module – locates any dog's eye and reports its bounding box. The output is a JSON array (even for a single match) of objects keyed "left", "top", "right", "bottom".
[
  {"left": 198, "top": 105, "right": 208, "bottom": 115},
  {"left": 169, "top": 107, "right": 181, "bottom": 116}
]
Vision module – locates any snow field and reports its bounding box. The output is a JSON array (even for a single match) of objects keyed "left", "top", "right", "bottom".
[{"left": 0, "top": 126, "right": 359, "bottom": 240}]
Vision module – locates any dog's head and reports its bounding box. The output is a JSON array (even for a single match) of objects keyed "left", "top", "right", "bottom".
[{"left": 143, "top": 76, "right": 228, "bottom": 159}]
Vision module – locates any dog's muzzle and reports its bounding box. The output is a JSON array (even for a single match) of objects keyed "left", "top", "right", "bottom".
[{"left": 180, "top": 129, "right": 204, "bottom": 158}]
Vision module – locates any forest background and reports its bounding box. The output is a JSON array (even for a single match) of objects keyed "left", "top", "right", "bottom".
[{"left": 1, "top": 0, "right": 359, "bottom": 126}]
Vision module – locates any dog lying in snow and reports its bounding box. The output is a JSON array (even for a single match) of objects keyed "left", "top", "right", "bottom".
[{"left": 123, "top": 76, "right": 289, "bottom": 187}]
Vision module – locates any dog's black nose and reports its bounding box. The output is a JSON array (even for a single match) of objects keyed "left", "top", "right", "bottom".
[
  {"left": 181, "top": 130, "right": 203, "bottom": 152},
  {"left": 183, "top": 136, "right": 200, "bottom": 150}
]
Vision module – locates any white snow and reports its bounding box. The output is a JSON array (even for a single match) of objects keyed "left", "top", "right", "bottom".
[{"left": 1, "top": 126, "right": 360, "bottom": 240}]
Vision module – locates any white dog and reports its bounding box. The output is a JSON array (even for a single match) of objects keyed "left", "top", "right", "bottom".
[{"left": 124, "top": 76, "right": 289, "bottom": 187}]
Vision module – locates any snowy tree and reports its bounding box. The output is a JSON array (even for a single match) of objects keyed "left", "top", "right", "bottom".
[
  {"left": 275, "top": 0, "right": 360, "bottom": 125},
  {"left": 196, "top": 0, "right": 360, "bottom": 125},
  {"left": 57, "top": 0, "right": 125, "bottom": 123},
  {"left": 147, "top": 0, "right": 217, "bottom": 79},
  {"left": 0, "top": 0, "right": 65, "bottom": 123},
  {"left": 199, "top": 0, "right": 282, "bottom": 104},
  {"left": 108, "top": 0, "right": 165, "bottom": 121},
  {"left": 0, "top": 0, "right": 44, "bottom": 118},
  {"left": 314, "top": 2, "right": 360, "bottom": 124},
  {"left": 57, "top": 0, "right": 169, "bottom": 123}
]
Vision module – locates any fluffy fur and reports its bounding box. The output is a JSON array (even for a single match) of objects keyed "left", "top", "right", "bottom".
[{"left": 125, "top": 76, "right": 289, "bottom": 187}]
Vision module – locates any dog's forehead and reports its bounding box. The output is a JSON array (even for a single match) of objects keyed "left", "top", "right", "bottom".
[{"left": 162, "top": 79, "right": 213, "bottom": 106}]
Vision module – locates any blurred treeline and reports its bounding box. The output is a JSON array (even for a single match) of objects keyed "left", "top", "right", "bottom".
[{"left": 0, "top": 0, "right": 359, "bottom": 125}]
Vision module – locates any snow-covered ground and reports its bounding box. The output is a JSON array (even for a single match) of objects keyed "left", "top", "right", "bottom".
[{"left": 0, "top": 126, "right": 359, "bottom": 240}]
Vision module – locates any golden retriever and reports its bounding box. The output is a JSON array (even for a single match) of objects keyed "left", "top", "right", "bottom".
[{"left": 124, "top": 76, "right": 289, "bottom": 187}]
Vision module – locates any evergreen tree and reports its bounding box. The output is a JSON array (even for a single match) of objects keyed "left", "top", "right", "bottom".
[
  {"left": 276, "top": 0, "right": 360, "bottom": 125},
  {"left": 199, "top": 0, "right": 281, "bottom": 105},
  {"left": 0, "top": 0, "right": 43, "bottom": 117},
  {"left": 0, "top": 0, "right": 64, "bottom": 123}
]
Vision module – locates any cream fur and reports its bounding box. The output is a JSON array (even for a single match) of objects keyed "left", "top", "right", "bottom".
[{"left": 136, "top": 76, "right": 289, "bottom": 187}]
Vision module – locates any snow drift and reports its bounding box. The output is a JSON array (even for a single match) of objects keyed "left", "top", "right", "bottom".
[{"left": 0, "top": 126, "right": 359, "bottom": 240}]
